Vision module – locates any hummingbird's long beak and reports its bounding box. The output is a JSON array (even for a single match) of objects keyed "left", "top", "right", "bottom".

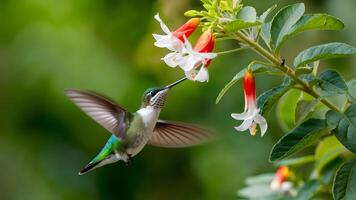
[{"left": 164, "top": 77, "right": 187, "bottom": 89}]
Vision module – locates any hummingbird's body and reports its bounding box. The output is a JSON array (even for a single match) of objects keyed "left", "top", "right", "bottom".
[
  {"left": 66, "top": 78, "right": 212, "bottom": 175},
  {"left": 126, "top": 107, "right": 160, "bottom": 155}
]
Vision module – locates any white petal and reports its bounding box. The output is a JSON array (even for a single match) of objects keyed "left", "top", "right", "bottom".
[
  {"left": 234, "top": 119, "right": 253, "bottom": 132},
  {"left": 195, "top": 66, "right": 209, "bottom": 82},
  {"left": 247, "top": 103, "right": 259, "bottom": 116},
  {"left": 162, "top": 52, "right": 180, "bottom": 68},
  {"left": 280, "top": 182, "right": 293, "bottom": 193},
  {"left": 179, "top": 55, "right": 198, "bottom": 71},
  {"left": 198, "top": 52, "right": 217, "bottom": 59},
  {"left": 167, "top": 37, "right": 185, "bottom": 51},
  {"left": 183, "top": 36, "right": 193, "bottom": 51},
  {"left": 184, "top": 69, "right": 196, "bottom": 81},
  {"left": 153, "top": 34, "right": 183, "bottom": 51},
  {"left": 270, "top": 181, "right": 280, "bottom": 191},
  {"left": 152, "top": 33, "right": 163, "bottom": 41},
  {"left": 254, "top": 114, "right": 268, "bottom": 136},
  {"left": 154, "top": 13, "right": 171, "bottom": 34},
  {"left": 231, "top": 112, "right": 249, "bottom": 120},
  {"left": 247, "top": 97, "right": 258, "bottom": 112},
  {"left": 153, "top": 34, "right": 171, "bottom": 47}
]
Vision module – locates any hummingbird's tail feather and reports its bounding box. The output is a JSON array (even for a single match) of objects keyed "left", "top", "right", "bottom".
[
  {"left": 78, "top": 135, "right": 124, "bottom": 175},
  {"left": 78, "top": 161, "right": 101, "bottom": 175}
]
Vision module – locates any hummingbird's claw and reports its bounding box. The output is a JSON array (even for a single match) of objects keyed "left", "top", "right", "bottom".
[{"left": 124, "top": 154, "right": 133, "bottom": 167}]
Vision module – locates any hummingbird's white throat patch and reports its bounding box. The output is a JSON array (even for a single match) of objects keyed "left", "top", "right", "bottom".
[{"left": 137, "top": 106, "right": 160, "bottom": 126}]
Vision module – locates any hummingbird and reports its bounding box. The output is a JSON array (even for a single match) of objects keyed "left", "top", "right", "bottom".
[{"left": 65, "top": 78, "right": 212, "bottom": 175}]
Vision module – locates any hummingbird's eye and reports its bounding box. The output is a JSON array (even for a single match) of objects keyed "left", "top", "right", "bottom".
[{"left": 150, "top": 90, "right": 158, "bottom": 97}]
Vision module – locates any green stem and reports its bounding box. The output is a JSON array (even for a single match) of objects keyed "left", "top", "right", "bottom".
[
  {"left": 232, "top": 32, "right": 282, "bottom": 66},
  {"left": 231, "top": 31, "right": 342, "bottom": 113},
  {"left": 216, "top": 47, "right": 247, "bottom": 55},
  {"left": 215, "top": 36, "right": 235, "bottom": 41}
]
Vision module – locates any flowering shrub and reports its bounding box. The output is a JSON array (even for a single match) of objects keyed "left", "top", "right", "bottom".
[{"left": 154, "top": 0, "right": 356, "bottom": 199}]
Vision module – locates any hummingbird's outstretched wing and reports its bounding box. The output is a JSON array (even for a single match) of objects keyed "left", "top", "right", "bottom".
[
  {"left": 65, "top": 89, "right": 132, "bottom": 138},
  {"left": 148, "top": 120, "right": 213, "bottom": 148}
]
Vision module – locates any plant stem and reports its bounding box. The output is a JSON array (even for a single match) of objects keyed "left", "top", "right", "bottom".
[
  {"left": 232, "top": 32, "right": 282, "bottom": 66},
  {"left": 215, "top": 37, "right": 235, "bottom": 41},
  {"left": 232, "top": 31, "right": 342, "bottom": 113},
  {"left": 216, "top": 47, "right": 247, "bottom": 55}
]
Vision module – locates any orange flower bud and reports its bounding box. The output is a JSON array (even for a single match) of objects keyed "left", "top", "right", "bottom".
[
  {"left": 193, "top": 30, "right": 215, "bottom": 53},
  {"left": 172, "top": 18, "right": 200, "bottom": 42}
]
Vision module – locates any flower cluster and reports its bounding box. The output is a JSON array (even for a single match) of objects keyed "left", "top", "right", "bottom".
[
  {"left": 153, "top": 14, "right": 216, "bottom": 82},
  {"left": 153, "top": 13, "right": 268, "bottom": 136}
]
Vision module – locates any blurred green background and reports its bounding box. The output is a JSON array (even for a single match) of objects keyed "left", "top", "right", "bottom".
[{"left": 0, "top": 0, "right": 355, "bottom": 199}]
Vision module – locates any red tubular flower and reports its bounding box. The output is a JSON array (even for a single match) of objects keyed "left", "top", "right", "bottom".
[
  {"left": 231, "top": 69, "right": 267, "bottom": 136},
  {"left": 153, "top": 14, "right": 200, "bottom": 51},
  {"left": 270, "top": 166, "right": 290, "bottom": 191},
  {"left": 244, "top": 70, "right": 257, "bottom": 109}
]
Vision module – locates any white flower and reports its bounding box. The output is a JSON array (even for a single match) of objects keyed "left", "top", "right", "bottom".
[
  {"left": 163, "top": 31, "right": 217, "bottom": 82},
  {"left": 152, "top": 14, "right": 183, "bottom": 52},
  {"left": 152, "top": 13, "right": 200, "bottom": 52},
  {"left": 231, "top": 70, "right": 267, "bottom": 136}
]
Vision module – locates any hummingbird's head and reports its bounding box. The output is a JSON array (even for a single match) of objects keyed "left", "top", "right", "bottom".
[{"left": 142, "top": 77, "right": 187, "bottom": 109}]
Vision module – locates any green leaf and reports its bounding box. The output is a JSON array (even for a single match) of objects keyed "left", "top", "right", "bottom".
[
  {"left": 270, "top": 118, "right": 327, "bottom": 162},
  {"left": 295, "top": 66, "right": 313, "bottom": 76},
  {"left": 259, "top": 4, "right": 277, "bottom": 23},
  {"left": 201, "top": 0, "right": 212, "bottom": 5},
  {"left": 295, "top": 99, "right": 319, "bottom": 125},
  {"left": 275, "top": 155, "right": 315, "bottom": 167},
  {"left": 216, "top": 64, "right": 278, "bottom": 104},
  {"left": 184, "top": 10, "right": 203, "bottom": 17},
  {"left": 294, "top": 43, "right": 356, "bottom": 67},
  {"left": 290, "top": 13, "right": 344, "bottom": 35},
  {"left": 315, "top": 136, "right": 348, "bottom": 174},
  {"left": 347, "top": 79, "right": 356, "bottom": 103},
  {"left": 327, "top": 94, "right": 348, "bottom": 111},
  {"left": 276, "top": 14, "right": 344, "bottom": 53},
  {"left": 220, "top": 0, "right": 234, "bottom": 12},
  {"left": 276, "top": 89, "right": 301, "bottom": 132},
  {"left": 317, "top": 70, "right": 348, "bottom": 95},
  {"left": 257, "top": 85, "right": 291, "bottom": 116},
  {"left": 270, "top": 3, "right": 305, "bottom": 51},
  {"left": 333, "top": 158, "right": 356, "bottom": 200},
  {"left": 261, "top": 22, "right": 272, "bottom": 47},
  {"left": 222, "top": 19, "right": 261, "bottom": 32},
  {"left": 335, "top": 104, "right": 356, "bottom": 153},
  {"left": 294, "top": 180, "right": 321, "bottom": 200},
  {"left": 237, "top": 6, "right": 257, "bottom": 22},
  {"left": 326, "top": 110, "right": 343, "bottom": 129}
]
